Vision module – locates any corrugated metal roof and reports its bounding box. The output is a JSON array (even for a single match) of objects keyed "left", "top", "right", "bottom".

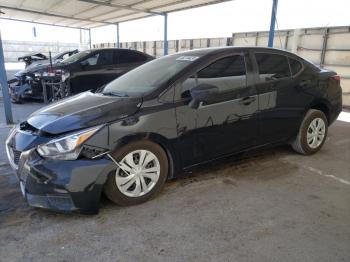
[{"left": 0, "top": 0, "right": 232, "bottom": 29}]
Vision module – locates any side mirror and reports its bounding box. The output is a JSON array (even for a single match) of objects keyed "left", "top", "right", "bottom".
[
  {"left": 80, "top": 60, "right": 89, "bottom": 69},
  {"left": 189, "top": 83, "right": 219, "bottom": 109}
]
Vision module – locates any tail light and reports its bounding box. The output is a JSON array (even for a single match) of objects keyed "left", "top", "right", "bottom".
[
  {"left": 45, "top": 68, "right": 63, "bottom": 77},
  {"left": 331, "top": 75, "right": 341, "bottom": 85}
]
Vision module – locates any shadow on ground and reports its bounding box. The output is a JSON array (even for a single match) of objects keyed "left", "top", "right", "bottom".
[{"left": 0, "top": 117, "right": 349, "bottom": 261}]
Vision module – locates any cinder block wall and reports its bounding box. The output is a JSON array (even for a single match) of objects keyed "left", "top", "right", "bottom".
[{"left": 95, "top": 26, "right": 350, "bottom": 108}]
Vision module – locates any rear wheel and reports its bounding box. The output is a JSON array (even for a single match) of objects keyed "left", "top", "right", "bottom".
[
  {"left": 104, "top": 140, "right": 168, "bottom": 206},
  {"left": 291, "top": 109, "right": 328, "bottom": 155}
]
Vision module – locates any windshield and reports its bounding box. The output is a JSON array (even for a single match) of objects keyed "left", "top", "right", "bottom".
[
  {"left": 101, "top": 53, "right": 201, "bottom": 96},
  {"left": 61, "top": 50, "right": 91, "bottom": 64}
]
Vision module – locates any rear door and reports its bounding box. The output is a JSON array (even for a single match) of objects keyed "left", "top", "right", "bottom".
[
  {"left": 253, "top": 52, "right": 307, "bottom": 144},
  {"left": 70, "top": 49, "right": 115, "bottom": 93},
  {"left": 174, "top": 52, "right": 259, "bottom": 166}
]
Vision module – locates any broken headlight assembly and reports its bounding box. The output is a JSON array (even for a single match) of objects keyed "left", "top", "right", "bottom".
[
  {"left": 61, "top": 71, "right": 70, "bottom": 82},
  {"left": 37, "top": 126, "right": 102, "bottom": 160},
  {"left": 34, "top": 72, "right": 42, "bottom": 79}
]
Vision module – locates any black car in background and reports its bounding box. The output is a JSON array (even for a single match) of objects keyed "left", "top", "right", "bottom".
[
  {"left": 8, "top": 48, "right": 154, "bottom": 103},
  {"left": 6, "top": 47, "right": 342, "bottom": 214},
  {"left": 18, "top": 49, "right": 79, "bottom": 68}
]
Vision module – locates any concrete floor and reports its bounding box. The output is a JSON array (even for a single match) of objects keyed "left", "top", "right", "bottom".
[{"left": 0, "top": 103, "right": 349, "bottom": 261}]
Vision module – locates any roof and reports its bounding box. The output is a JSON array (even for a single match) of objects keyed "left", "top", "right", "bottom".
[
  {"left": 174, "top": 46, "right": 297, "bottom": 56},
  {"left": 0, "top": 0, "right": 232, "bottom": 29}
]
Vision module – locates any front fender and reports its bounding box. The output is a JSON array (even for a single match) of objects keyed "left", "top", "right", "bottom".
[{"left": 11, "top": 83, "right": 32, "bottom": 98}]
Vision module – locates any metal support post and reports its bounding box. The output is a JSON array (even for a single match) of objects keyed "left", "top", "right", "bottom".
[
  {"left": 88, "top": 29, "right": 92, "bottom": 49},
  {"left": 268, "top": 0, "right": 278, "bottom": 47},
  {"left": 0, "top": 31, "right": 13, "bottom": 124},
  {"left": 116, "top": 23, "right": 120, "bottom": 48},
  {"left": 163, "top": 13, "right": 168, "bottom": 56},
  {"left": 320, "top": 28, "right": 329, "bottom": 68}
]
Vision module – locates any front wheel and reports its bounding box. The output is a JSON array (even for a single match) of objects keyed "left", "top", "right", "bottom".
[
  {"left": 104, "top": 140, "right": 169, "bottom": 206},
  {"left": 291, "top": 109, "right": 328, "bottom": 155}
]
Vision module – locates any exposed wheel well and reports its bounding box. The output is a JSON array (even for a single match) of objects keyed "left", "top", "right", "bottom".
[{"left": 310, "top": 103, "right": 330, "bottom": 124}]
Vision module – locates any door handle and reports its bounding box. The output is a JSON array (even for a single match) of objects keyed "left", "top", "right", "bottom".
[
  {"left": 239, "top": 96, "right": 256, "bottom": 105},
  {"left": 300, "top": 79, "right": 311, "bottom": 87}
]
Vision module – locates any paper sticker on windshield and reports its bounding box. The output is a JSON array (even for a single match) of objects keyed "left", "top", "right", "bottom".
[{"left": 176, "top": 56, "right": 199, "bottom": 62}]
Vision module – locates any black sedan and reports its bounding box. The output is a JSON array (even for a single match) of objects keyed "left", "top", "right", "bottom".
[
  {"left": 6, "top": 47, "right": 342, "bottom": 214},
  {"left": 8, "top": 48, "right": 153, "bottom": 103}
]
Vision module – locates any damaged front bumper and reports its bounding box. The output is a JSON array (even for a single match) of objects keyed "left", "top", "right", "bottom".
[
  {"left": 6, "top": 128, "right": 115, "bottom": 214},
  {"left": 8, "top": 76, "right": 41, "bottom": 102}
]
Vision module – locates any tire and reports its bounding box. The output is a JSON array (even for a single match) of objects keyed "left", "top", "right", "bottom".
[
  {"left": 291, "top": 109, "right": 328, "bottom": 155},
  {"left": 11, "top": 97, "right": 22, "bottom": 104},
  {"left": 104, "top": 140, "right": 169, "bottom": 206}
]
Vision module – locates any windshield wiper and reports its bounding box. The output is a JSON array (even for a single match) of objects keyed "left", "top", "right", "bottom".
[{"left": 102, "top": 91, "right": 129, "bottom": 97}]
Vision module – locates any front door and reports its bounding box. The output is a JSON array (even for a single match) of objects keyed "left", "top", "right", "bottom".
[{"left": 174, "top": 53, "right": 259, "bottom": 167}]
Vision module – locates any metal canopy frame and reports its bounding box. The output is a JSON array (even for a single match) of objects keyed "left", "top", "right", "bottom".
[{"left": 0, "top": 0, "right": 279, "bottom": 124}]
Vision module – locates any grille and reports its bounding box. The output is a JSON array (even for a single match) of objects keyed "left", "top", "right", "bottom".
[{"left": 12, "top": 149, "right": 22, "bottom": 165}]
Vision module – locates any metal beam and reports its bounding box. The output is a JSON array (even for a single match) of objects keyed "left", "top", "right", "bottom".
[
  {"left": 43, "top": 0, "right": 67, "bottom": 13},
  {"left": 0, "top": 17, "right": 87, "bottom": 30},
  {"left": 30, "top": 0, "right": 68, "bottom": 22},
  {"left": 0, "top": 5, "right": 114, "bottom": 26},
  {"left": 268, "top": 0, "right": 278, "bottom": 47},
  {"left": 320, "top": 28, "right": 329, "bottom": 68},
  {"left": 0, "top": 31, "right": 13, "bottom": 124},
  {"left": 163, "top": 13, "right": 168, "bottom": 56},
  {"left": 78, "top": 0, "right": 162, "bottom": 15},
  {"left": 89, "top": 7, "right": 133, "bottom": 21},
  {"left": 89, "top": 0, "right": 232, "bottom": 27},
  {"left": 148, "top": 0, "right": 232, "bottom": 13},
  {"left": 116, "top": 23, "right": 120, "bottom": 48},
  {"left": 88, "top": 29, "right": 92, "bottom": 49},
  {"left": 96, "top": 10, "right": 147, "bottom": 24},
  {"left": 87, "top": 0, "right": 222, "bottom": 25}
]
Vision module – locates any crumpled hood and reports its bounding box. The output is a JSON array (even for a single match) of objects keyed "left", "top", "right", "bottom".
[
  {"left": 27, "top": 91, "right": 142, "bottom": 135},
  {"left": 18, "top": 52, "right": 47, "bottom": 61}
]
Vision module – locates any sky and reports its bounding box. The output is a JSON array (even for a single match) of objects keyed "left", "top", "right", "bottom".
[{"left": 0, "top": 0, "right": 349, "bottom": 44}]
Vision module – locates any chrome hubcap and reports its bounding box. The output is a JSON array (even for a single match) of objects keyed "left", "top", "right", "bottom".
[
  {"left": 307, "top": 118, "right": 326, "bottom": 149},
  {"left": 115, "top": 150, "right": 160, "bottom": 197}
]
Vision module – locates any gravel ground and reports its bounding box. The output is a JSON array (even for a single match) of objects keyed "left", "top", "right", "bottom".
[
  {"left": 0, "top": 102, "right": 349, "bottom": 262},
  {"left": 0, "top": 121, "right": 350, "bottom": 262}
]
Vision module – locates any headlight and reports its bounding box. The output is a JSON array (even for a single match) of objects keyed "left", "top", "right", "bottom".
[
  {"left": 37, "top": 126, "right": 102, "bottom": 160},
  {"left": 61, "top": 71, "right": 70, "bottom": 82},
  {"left": 6, "top": 125, "right": 17, "bottom": 144},
  {"left": 34, "top": 72, "right": 42, "bottom": 78},
  {"left": 25, "top": 76, "right": 33, "bottom": 81}
]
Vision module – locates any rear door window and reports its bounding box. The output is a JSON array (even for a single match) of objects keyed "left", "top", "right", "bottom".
[
  {"left": 255, "top": 53, "right": 291, "bottom": 82},
  {"left": 95, "top": 50, "right": 114, "bottom": 66},
  {"left": 117, "top": 50, "right": 149, "bottom": 64},
  {"left": 81, "top": 50, "right": 114, "bottom": 66}
]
